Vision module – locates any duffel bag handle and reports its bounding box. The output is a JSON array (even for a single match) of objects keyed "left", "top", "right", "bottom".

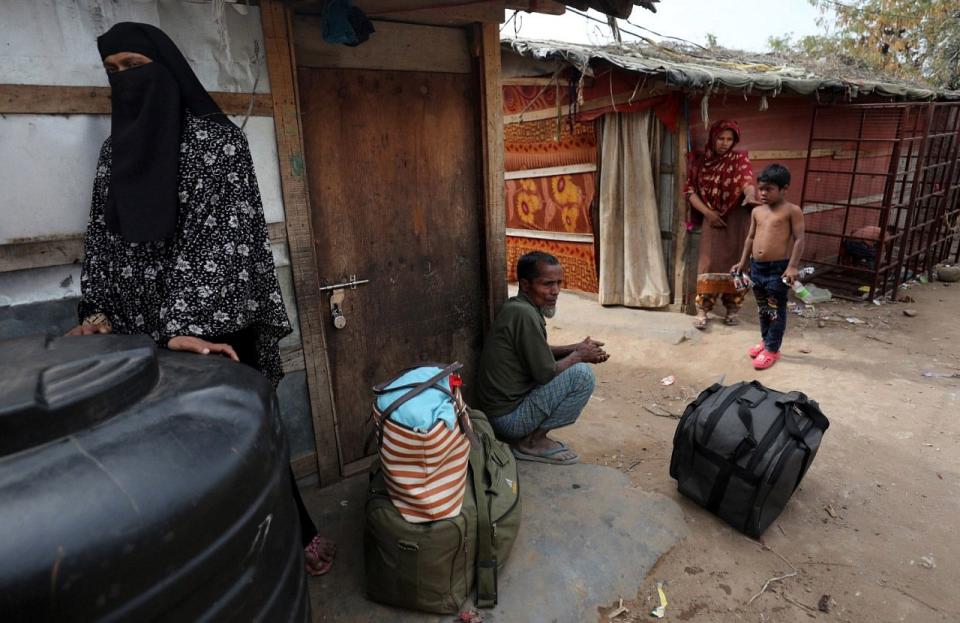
[{"left": 779, "top": 392, "right": 829, "bottom": 441}]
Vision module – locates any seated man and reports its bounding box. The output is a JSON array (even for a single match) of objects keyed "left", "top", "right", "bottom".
[{"left": 475, "top": 251, "right": 609, "bottom": 465}]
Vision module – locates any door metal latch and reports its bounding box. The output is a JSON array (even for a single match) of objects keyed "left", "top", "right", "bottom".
[{"left": 320, "top": 275, "right": 369, "bottom": 330}]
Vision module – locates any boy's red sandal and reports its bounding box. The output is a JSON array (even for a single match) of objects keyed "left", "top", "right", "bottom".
[
  {"left": 748, "top": 342, "right": 765, "bottom": 358},
  {"left": 753, "top": 350, "right": 780, "bottom": 370}
]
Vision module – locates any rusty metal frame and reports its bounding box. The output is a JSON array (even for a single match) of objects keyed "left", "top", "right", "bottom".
[{"left": 799, "top": 102, "right": 960, "bottom": 299}]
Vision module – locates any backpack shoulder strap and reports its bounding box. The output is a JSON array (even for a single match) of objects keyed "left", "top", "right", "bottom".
[{"left": 469, "top": 438, "right": 497, "bottom": 608}]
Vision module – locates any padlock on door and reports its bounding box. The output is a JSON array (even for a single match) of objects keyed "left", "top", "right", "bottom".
[{"left": 319, "top": 275, "right": 370, "bottom": 330}]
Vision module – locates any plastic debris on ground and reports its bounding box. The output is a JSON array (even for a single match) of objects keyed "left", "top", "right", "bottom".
[
  {"left": 804, "top": 284, "right": 832, "bottom": 304},
  {"left": 659, "top": 375, "right": 676, "bottom": 386},
  {"left": 650, "top": 582, "right": 668, "bottom": 618},
  {"left": 458, "top": 609, "right": 483, "bottom": 623},
  {"left": 608, "top": 598, "right": 629, "bottom": 619},
  {"left": 903, "top": 309, "right": 918, "bottom": 317},
  {"left": 920, "top": 555, "right": 936, "bottom": 569},
  {"left": 921, "top": 371, "right": 960, "bottom": 379},
  {"left": 846, "top": 317, "right": 866, "bottom": 325}
]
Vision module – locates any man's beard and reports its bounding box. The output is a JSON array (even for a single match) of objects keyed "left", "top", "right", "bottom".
[{"left": 541, "top": 305, "right": 557, "bottom": 318}]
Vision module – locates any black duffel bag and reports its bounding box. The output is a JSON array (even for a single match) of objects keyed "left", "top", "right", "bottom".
[{"left": 669, "top": 380, "right": 829, "bottom": 538}]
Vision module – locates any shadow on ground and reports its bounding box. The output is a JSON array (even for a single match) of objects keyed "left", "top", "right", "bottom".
[{"left": 302, "top": 462, "right": 686, "bottom": 622}]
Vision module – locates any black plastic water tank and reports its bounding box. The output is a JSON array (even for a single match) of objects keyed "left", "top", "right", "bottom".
[{"left": 0, "top": 334, "right": 308, "bottom": 621}]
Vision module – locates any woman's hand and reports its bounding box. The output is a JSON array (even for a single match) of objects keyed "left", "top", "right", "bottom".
[
  {"left": 65, "top": 322, "right": 112, "bottom": 336},
  {"left": 167, "top": 336, "right": 239, "bottom": 362},
  {"left": 704, "top": 210, "right": 727, "bottom": 228}
]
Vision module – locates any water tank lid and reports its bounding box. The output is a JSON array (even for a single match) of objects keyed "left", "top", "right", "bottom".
[{"left": 0, "top": 334, "right": 159, "bottom": 457}]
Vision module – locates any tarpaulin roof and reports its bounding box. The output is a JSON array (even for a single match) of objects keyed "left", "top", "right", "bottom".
[{"left": 505, "top": 38, "right": 960, "bottom": 101}]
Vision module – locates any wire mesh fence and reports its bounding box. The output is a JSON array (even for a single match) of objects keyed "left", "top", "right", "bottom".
[{"left": 799, "top": 102, "right": 960, "bottom": 299}]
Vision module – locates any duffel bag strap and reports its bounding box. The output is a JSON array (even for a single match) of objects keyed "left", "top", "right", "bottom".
[
  {"left": 731, "top": 401, "right": 759, "bottom": 460},
  {"left": 779, "top": 395, "right": 828, "bottom": 491},
  {"left": 469, "top": 439, "right": 497, "bottom": 608}
]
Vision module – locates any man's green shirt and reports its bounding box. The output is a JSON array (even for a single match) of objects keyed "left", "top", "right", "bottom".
[{"left": 474, "top": 292, "right": 557, "bottom": 417}]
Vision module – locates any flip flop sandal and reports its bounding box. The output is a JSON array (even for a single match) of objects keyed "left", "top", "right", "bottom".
[
  {"left": 753, "top": 350, "right": 781, "bottom": 370},
  {"left": 512, "top": 444, "right": 579, "bottom": 465},
  {"left": 723, "top": 314, "right": 741, "bottom": 326},
  {"left": 692, "top": 316, "right": 708, "bottom": 330},
  {"left": 747, "top": 342, "right": 765, "bottom": 358}
]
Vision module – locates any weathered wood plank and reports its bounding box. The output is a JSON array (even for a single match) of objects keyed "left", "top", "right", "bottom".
[
  {"left": 290, "top": 452, "right": 319, "bottom": 479},
  {"left": 502, "top": 77, "right": 587, "bottom": 87},
  {"left": 0, "top": 235, "right": 84, "bottom": 273},
  {"left": 506, "top": 228, "right": 594, "bottom": 243},
  {"left": 295, "top": 18, "right": 471, "bottom": 73},
  {"left": 504, "top": 163, "right": 596, "bottom": 180},
  {"left": 262, "top": 0, "right": 343, "bottom": 484},
  {"left": 0, "top": 84, "right": 273, "bottom": 116},
  {"left": 280, "top": 344, "right": 305, "bottom": 373},
  {"left": 476, "top": 23, "right": 507, "bottom": 324},
  {"left": 0, "top": 223, "right": 288, "bottom": 273},
  {"left": 505, "top": 0, "right": 565, "bottom": 14},
  {"left": 361, "top": 0, "right": 504, "bottom": 24},
  {"left": 294, "top": 0, "right": 505, "bottom": 24}
]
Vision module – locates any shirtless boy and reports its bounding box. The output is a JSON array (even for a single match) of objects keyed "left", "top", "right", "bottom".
[{"left": 731, "top": 164, "right": 805, "bottom": 370}]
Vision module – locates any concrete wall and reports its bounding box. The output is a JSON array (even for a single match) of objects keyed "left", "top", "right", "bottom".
[{"left": 0, "top": 0, "right": 315, "bottom": 461}]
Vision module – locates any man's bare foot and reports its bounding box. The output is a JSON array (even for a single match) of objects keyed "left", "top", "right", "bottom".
[{"left": 304, "top": 535, "right": 336, "bottom": 576}]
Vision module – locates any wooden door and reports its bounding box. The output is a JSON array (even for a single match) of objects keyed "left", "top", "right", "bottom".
[{"left": 297, "top": 68, "right": 487, "bottom": 468}]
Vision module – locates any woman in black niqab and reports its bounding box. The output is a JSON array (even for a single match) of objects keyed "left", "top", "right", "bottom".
[{"left": 72, "top": 22, "right": 336, "bottom": 576}]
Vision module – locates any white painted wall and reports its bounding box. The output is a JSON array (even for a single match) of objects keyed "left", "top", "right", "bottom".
[
  {"left": 0, "top": 114, "right": 284, "bottom": 243},
  {"left": 0, "top": 0, "right": 269, "bottom": 92}
]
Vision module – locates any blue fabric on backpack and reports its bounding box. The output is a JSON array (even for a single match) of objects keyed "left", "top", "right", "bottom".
[{"left": 376, "top": 367, "right": 457, "bottom": 433}]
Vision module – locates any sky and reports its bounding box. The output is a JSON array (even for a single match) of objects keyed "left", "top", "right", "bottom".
[{"left": 501, "top": 0, "right": 835, "bottom": 54}]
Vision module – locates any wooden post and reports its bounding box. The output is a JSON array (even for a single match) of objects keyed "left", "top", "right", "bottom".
[
  {"left": 474, "top": 22, "right": 507, "bottom": 323},
  {"left": 672, "top": 107, "right": 690, "bottom": 311},
  {"left": 260, "top": 0, "right": 342, "bottom": 483}
]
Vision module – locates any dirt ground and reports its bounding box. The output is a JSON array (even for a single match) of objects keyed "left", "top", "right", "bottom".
[{"left": 543, "top": 280, "right": 960, "bottom": 623}]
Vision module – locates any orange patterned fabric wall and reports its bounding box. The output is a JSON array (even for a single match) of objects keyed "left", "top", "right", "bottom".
[
  {"left": 505, "top": 116, "right": 597, "bottom": 172},
  {"left": 506, "top": 173, "right": 595, "bottom": 234},
  {"left": 507, "top": 237, "right": 599, "bottom": 293},
  {"left": 504, "top": 97, "right": 599, "bottom": 293}
]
